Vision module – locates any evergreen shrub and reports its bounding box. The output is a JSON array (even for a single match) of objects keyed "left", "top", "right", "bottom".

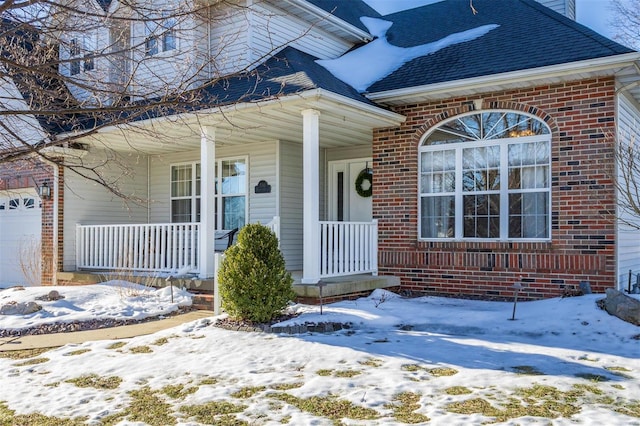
[{"left": 218, "top": 223, "right": 295, "bottom": 322}]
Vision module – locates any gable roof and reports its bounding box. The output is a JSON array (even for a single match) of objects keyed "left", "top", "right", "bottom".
[
  {"left": 200, "top": 46, "right": 377, "bottom": 107},
  {"left": 366, "top": 0, "right": 634, "bottom": 93}
]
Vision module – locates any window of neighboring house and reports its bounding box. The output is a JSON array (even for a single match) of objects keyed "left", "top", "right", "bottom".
[
  {"left": 69, "top": 36, "right": 96, "bottom": 76},
  {"left": 419, "top": 111, "right": 551, "bottom": 241},
  {"left": 170, "top": 157, "right": 247, "bottom": 229},
  {"left": 144, "top": 15, "right": 177, "bottom": 56}
]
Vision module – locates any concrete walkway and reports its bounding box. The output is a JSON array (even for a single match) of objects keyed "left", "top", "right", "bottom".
[{"left": 0, "top": 310, "right": 215, "bottom": 352}]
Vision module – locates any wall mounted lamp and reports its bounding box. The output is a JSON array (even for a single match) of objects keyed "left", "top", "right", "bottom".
[{"left": 39, "top": 181, "right": 51, "bottom": 200}]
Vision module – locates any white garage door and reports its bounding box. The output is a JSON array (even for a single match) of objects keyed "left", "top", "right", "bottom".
[{"left": 0, "top": 189, "right": 42, "bottom": 287}]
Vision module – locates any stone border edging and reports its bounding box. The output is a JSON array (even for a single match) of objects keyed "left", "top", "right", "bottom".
[{"left": 213, "top": 321, "right": 352, "bottom": 334}]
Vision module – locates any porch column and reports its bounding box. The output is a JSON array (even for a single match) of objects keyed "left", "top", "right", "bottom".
[
  {"left": 301, "top": 109, "right": 320, "bottom": 284},
  {"left": 200, "top": 126, "right": 216, "bottom": 278}
]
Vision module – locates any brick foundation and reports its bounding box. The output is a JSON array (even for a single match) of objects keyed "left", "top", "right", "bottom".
[{"left": 373, "top": 77, "right": 617, "bottom": 300}]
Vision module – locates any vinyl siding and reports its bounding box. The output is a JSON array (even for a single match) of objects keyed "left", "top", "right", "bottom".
[
  {"left": 616, "top": 94, "right": 640, "bottom": 289},
  {"left": 128, "top": 14, "right": 201, "bottom": 97},
  {"left": 207, "top": 3, "right": 251, "bottom": 76},
  {"left": 535, "top": 0, "right": 575, "bottom": 19},
  {"left": 147, "top": 141, "right": 277, "bottom": 226},
  {"left": 249, "top": 2, "right": 353, "bottom": 65},
  {"left": 63, "top": 150, "right": 150, "bottom": 271},
  {"left": 278, "top": 140, "right": 303, "bottom": 270}
]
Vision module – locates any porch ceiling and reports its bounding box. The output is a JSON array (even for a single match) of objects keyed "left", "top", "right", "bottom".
[{"left": 86, "top": 90, "right": 405, "bottom": 155}]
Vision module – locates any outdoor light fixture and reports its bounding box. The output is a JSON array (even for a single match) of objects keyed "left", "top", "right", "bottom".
[{"left": 39, "top": 181, "right": 51, "bottom": 200}]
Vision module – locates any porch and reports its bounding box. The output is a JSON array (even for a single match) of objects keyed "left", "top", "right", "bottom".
[{"left": 61, "top": 87, "right": 404, "bottom": 287}]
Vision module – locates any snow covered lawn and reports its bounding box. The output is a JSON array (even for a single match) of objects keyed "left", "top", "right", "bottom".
[{"left": 0, "top": 286, "right": 639, "bottom": 425}]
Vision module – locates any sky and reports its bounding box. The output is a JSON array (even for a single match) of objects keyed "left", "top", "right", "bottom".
[
  {"left": 576, "top": 0, "right": 616, "bottom": 38},
  {"left": 0, "top": 283, "right": 639, "bottom": 424}
]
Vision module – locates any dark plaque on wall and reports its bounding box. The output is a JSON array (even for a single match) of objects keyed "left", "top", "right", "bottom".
[{"left": 255, "top": 180, "right": 271, "bottom": 194}]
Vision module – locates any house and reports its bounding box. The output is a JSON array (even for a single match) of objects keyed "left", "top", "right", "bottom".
[
  {"left": 0, "top": 19, "right": 54, "bottom": 287},
  {"left": 2, "top": 0, "right": 640, "bottom": 301}
]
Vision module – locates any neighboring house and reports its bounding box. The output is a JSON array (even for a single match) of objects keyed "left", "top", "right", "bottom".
[
  {"left": 4, "top": 0, "right": 640, "bottom": 300},
  {"left": 0, "top": 75, "right": 52, "bottom": 287}
]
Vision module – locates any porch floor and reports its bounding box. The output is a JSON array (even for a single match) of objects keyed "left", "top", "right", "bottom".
[
  {"left": 57, "top": 271, "right": 400, "bottom": 305},
  {"left": 290, "top": 272, "right": 400, "bottom": 303}
]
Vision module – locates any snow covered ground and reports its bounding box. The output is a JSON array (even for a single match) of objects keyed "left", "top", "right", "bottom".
[
  {"left": 0, "top": 284, "right": 639, "bottom": 424},
  {"left": 0, "top": 281, "right": 192, "bottom": 331}
]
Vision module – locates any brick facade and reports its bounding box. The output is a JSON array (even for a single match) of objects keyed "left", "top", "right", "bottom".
[
  {"left": 373, "top": 77, "right": 617, "bottom": 300},
  {"left": 0, "top": 159, "right": 58, "bottom": 286}
]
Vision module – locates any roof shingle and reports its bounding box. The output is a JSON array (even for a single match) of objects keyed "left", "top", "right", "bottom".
[{"left": 367, "top": 0, "right": 634, "bottom": 93}]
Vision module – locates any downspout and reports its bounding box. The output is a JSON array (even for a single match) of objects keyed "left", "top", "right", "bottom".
[
  {"left": 207, "top": 5, "right": 212, "bottom": 79},
  {"left": 52, "top": 162, "right": 59, "bottom": 285},
  {"left": 147, "top": 156, "right": 150, "bottom": 223}
]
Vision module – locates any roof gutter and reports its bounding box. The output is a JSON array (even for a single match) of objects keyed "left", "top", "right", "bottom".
[
  {"left": 196, "top": 88, "right": 405, "bottom": 126},
  {"left": 88, "top": 88, "right": 405, "bottom": 135},
  {"left": 367, "top": 52, "right": 640, "bottom": 104},
  {"left": 282, "top": 0, "right": 373, "bottom": 42}
]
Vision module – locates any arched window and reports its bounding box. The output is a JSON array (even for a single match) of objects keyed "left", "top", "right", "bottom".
[{"left": 419, "top": 111, "right": 551, "bottom": 241}]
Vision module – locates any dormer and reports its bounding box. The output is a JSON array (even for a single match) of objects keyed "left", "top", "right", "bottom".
[{"left": 534, "top": 0, "right": 576, "bottom": 20}]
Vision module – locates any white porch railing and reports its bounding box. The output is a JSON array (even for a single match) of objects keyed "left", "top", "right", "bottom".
[
  {"left": 76, "top": 223, "right": 200, "bottom": 273},
  {"left": 319, "top": 220, "right": 378, "bottom": 278},
  {"left": 76, "top": 217, "right": 378, "bottom": 280}
]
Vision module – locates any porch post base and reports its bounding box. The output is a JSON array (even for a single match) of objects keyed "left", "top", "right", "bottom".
[{"left": 301, "top": 277, "right": 320, "bottom": 284}]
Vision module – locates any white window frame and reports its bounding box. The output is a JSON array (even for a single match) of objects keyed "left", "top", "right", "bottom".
[
  {"left": 418, "top": 110, "right": 552, "bottom": 242},
  {"left": 144, "top": 14, "right": 178, "bottom": 57},
  {"left": 68, "top": 34, "right": 96, "bottom": 76},
  {"left": 169, "top": 157, "right": 248, "bottom": 229},
  {"left": 170, "top": 162, "right": 200, "bottom": 223},
  {"left": 216, "top": 156, "right": 248, "bottom": 230}
]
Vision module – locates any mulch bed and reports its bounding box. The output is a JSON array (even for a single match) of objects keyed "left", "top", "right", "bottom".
[{"left": 0, "top": 306, "right": 195, "bottom": 338}]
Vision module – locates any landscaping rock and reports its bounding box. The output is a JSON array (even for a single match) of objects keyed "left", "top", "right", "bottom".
[
  {"left": 36, "top": 290, "right": 64, "bottom": 301},
  {"left": 602, "top": 288, "right": 640, "bottom": 326},
  {"left": 0, "top": 301, "right": 42, "bottom": 315}
]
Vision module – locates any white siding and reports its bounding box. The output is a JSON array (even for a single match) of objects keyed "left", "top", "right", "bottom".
[
  {"left": 128, "top": 13, "right": 201, "bottom": 98},
  {"left": 249, "top": 2, "right": 353, "bottom": 64},
  {"left": 535, "top": 0, "right": 576, "bottom": 19},
  {"left": 58, "top": 1, "right": 114, "bottom": 104},
  {"left": 248, "top": 142, "right": 278, "bottom": 225},
  {"left": 325, "top": 145, "right": 372, "bottom": 163},
  {"left": 0, "top": 77, "right": 46, "bottom": 146},
  {"left": 616, "top": 94, "right": 640, "bottom": 290},
  {"left": 207, "top": 3, "right": 251, "bottom": 76},
  {"left": 63, "top": 149, "right": 150, "bottom": 271},
  {"left": 147, "top": 141, "right": 277, "bottom": 226},
  {"left": 279, "top": 140, "right": 303, "bottom": 270}
]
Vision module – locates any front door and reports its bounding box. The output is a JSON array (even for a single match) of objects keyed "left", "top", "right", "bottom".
[{"left": 328, "top": 158, "right": 372, "bottom": 222}]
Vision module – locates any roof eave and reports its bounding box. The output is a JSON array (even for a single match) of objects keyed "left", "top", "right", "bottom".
[
  {"left": 283, "top": 0, "right": 373, "bottom": 42},
  {"left": 367, "top": 52, "right": 640, "bottom": 105},
  {"left": 87, "top": 88, "right": 405, "bottom": 135}
]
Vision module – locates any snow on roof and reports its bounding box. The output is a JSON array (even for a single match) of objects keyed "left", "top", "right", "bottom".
[{"left": 316, "top": 17, "right": 498, "bottom": 92}]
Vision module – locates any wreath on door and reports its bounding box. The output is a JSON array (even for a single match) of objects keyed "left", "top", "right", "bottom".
[{"left": 355, "top": 168, "right": 373, "bottom": 198}]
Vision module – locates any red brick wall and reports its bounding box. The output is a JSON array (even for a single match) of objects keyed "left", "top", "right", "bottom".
[{"left": 373, "top": 77, "right": 617, "bottom": 300}]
